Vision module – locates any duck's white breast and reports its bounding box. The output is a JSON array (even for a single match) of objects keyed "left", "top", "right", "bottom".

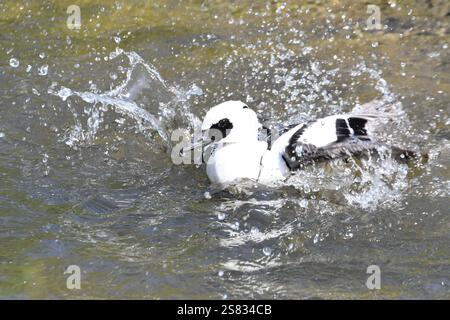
[{"left": 206, "top": 141, "right": 267, "bottom": 184}]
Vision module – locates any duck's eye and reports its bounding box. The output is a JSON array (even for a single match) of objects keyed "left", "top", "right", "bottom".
[
  {"left": 218, "top": 119, "right": 230, "bottom": 127},
  {"left": 209, "top": 118, "right": 233, "bottom": 142}
]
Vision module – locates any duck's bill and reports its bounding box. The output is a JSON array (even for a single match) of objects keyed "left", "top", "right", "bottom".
[{"left": 179, "top": 139, "right": 212, "bottom": 156}]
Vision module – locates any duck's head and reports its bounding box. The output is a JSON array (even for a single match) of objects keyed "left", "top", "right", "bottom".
[
  {"left": 201, "top": 100, "right": 261, "bottom": 144},
  {"left": 182, "top": 101, "right": 262, "bottom": 160}
]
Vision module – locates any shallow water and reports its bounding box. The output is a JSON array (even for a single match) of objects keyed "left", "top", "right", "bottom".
[{"left": 0, "top": 0, "right": 449, "bottom": 299}]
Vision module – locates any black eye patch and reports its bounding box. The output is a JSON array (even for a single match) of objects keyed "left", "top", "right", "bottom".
[{"left": 209, "top": 118, "right": 233, "bottom": 142}]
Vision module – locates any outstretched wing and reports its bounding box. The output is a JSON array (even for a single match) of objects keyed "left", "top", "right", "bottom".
[{"left": 280, "top": 115, "right": 378, "bottom": 170}]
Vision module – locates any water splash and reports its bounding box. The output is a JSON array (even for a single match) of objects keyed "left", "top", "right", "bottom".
[{"left": 48, "top": 49, "right": 203, "bottom": 148}]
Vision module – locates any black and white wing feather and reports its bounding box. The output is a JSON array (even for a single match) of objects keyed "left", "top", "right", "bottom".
[{"left": 279, "top": 115, "right": 378, "bottom": 170}]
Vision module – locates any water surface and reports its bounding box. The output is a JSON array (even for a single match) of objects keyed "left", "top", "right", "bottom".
[{"left": 0, "top": 0, "right": 449, "bottom": 299}]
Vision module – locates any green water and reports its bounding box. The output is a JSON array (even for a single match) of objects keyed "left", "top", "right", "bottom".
[{"left": 0, "top": 0, "right": 449, "bottom": 299}]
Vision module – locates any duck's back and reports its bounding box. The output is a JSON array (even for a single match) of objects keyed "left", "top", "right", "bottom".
[{"left": 258, "top": 114, "right": 377, "bottom": 182}]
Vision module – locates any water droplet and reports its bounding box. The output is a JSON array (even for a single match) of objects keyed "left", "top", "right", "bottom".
[
  {"left": 109, "top": 47, "right": 123, "bottom": 59},
  {"left": 313, "top": 233, "right": 320, "bottom": 244},
  {"left": 262, "top": 247, "right": 272, "bottom": 256},
  {"left": 38, "top": 64, "right": 48, "bottom": 76},
  {"left": 345, "top": 231, "right": 354, "bottom": 239},
  {"left": 57, "top": 87, "right": 72, "bottom": 101},
  {"left": 218, "top": 270, "right": 224, "bottom": 277},
  {"left": 428, "top": 52, "right": 439, "bottom": 58},
  {"left": 299, "top": 199, "right": 308, "bottom": 208},
  {"left": 114, "top": 36, "right": 121, "bottom": 44},
  {"left": 217, "top": 212, "right": 226, "bottom": 221},
  {"left": 0, "top": 132, "right": 5, "bottom": 138},
  {"left": 187, "top": 84, "right": 203, "bottom": 96},
  {"left": 302, "top": 47, "right": 313, "bottom": 55},
  {"left": 9, "top": 58, "right": 19, "bottom": 68},
  {"left": 204, "top": 191, "right": 212, "bottom": 199},
  {"left": 231, "top": 221, "right": 239, "bottom": 230},
  {"left": 371, "top": 42, "right": 379, "bottom": 48},
  {"left": 109, "top": 72, "right": 118, "bottom": 80},
  {"left": 39, "top": 52, "right": 46, "bottom": 59},
  {"left": 250, "top": 226, "right": 259, "bottom": 234}
]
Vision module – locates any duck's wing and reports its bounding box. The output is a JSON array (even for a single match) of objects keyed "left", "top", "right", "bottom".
[
  {"left": 278, "top": 114, "right": 379, "bottom": 170},
  {"left": 259, "top": 123, "right": 300, "bottom": 150}
]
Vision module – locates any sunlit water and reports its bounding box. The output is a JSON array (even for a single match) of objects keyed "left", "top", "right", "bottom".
[{"left": 0, "top": 1, "right": 449, "bottom": 299}]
